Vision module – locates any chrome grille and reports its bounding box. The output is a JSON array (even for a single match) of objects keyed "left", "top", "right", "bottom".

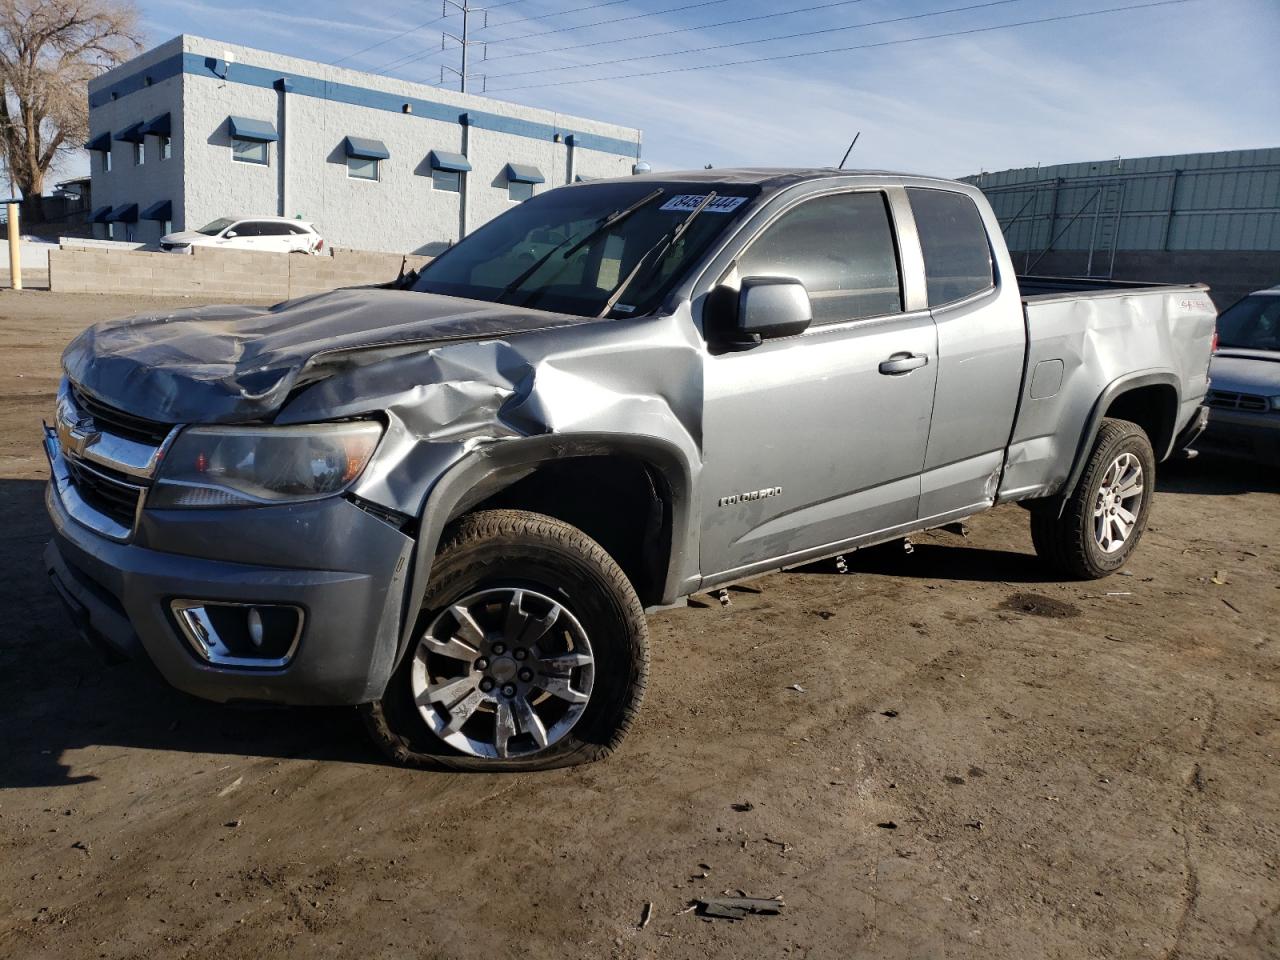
[
  {"left": 71, "top": 385, "right": 172, "bottom": 446},
  {"left": 64, "top": 457, "right": 144, "bottom": 529},
  {"left": 1207, "top": 389, "right": 1269, "bottom": 412},
  {"left": 49, "top": 381, "right": 173, "bottom": 541}
]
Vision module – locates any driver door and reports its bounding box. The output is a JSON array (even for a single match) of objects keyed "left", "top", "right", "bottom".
[{"left": 698, "top": 188, "right": 938, "bottom": 579}]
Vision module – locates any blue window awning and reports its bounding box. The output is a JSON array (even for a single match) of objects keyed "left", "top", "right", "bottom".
[
  {"left": 140, "top": 200, "right": 172, "bottom": 221},
  {"left": 344, "top": 136, "right": 390, "bottom": 161},
  {"left": 142, "top": 113, "right": 171, "bottom": 137},
  {"left": 505, "top": 163, "right": 545, "bottom": 184},
  {"left": 228, "top": 116, "right": 278, "bottom": 142},
  {"left": 501, "top": 161, "right": 542, "bottom": 181},
  {"left": 106, "top": 203, "right": 138, "bottom": 223},
  {"left": 114, "top": 123, "right": 146, "bottom": 143},
  {"left": 429, "top": 150, "right": 471, "bottom": 173},
  {"left": 85, "top": 132, "right": 111, "bottom": 152},
  {"left": 90, "top": 206, "right": 112, "bottom": 223}
]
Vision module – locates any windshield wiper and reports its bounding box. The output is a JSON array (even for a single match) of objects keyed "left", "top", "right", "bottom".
[
  {"left": 495, "top": 187, "right": 665, "bottom": 307},
  {"left": 597, "top": 191, "right": 718, "bottom": 318}
]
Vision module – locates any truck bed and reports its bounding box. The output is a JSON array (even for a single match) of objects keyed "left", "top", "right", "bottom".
[
  {"left": 1016, "top": 274, "right": 1209, "bottom": 300},
  {"left": 997, "top": 278, "right": 1217, "bottom": 503}
]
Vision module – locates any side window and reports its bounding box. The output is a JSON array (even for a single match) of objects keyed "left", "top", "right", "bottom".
[
  {"left": 232, "top": 137, "right": 269, "bottom": 165},
  {"left": 737, "top": 192, "right": 902, "bottom": 324},
  {"left": 906, "top": 188, "right": 994, "bottom": 307},
  {"left": 231, "top": 222, "right": 260, "bottom": 237},
  {"left": 256, "top": 222, "right": 290, "bottom": 236}
]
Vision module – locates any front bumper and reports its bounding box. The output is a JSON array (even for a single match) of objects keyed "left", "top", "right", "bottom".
[
  {"left": 1199, "top": 407, "right": 1280, "bottom": 466},
  {"left": 44, "top": 461, "right": 416, "bottom": 706}
]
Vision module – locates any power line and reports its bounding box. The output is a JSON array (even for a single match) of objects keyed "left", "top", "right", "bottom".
[
  {"left": 331, "top": 0, "right": 523, "bottom": 69},
  {"left": 478, "top": 0, "right": 636, "bottom": 31},
  {"left": 486, "top": 0, "right": 1197, "bottom": 91},
  {"left": 482, "top": 0, "right": 737, "bottom": 47},
  {"left": 485, "top": 0, "right": 1028, "bottom": 79},
  {"left": 483, "top": 0, "right": 876, "bottom": 63},
  {"left": 374, "top": 1, "right": 522, "bottom": 77},
  {"left": 331, "top": 11, "right": 450, "bottom": 66}
]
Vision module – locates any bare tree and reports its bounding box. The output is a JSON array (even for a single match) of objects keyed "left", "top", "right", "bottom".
[{"left": 0, "top": 0, "right": 140, "bottom": 219}]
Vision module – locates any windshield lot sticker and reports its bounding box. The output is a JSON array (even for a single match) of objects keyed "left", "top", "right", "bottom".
[{"left": 659, "top": 195, "right": 749, "bottom": 214}]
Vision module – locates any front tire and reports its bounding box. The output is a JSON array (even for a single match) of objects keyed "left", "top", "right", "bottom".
[
  {"left": 1030, "top": 418, "right": 1156, "bottom": 579},
  {"left": 362, "top": 510, "right": 649, "bottom": 771}
]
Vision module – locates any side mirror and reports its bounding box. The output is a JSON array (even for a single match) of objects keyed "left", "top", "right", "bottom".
[
  {"left": 733, "top": 277, "right": 812, "bottom": 343},
  {"left": 224, "top": 230, "right": 238, "bottom": 238}
]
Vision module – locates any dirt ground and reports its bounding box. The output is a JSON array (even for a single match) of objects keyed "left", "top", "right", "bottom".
[{"left": 0, "top": 290, "right": 1277, "bottom": 960}]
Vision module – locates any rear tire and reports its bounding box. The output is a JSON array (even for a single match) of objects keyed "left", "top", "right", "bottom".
[
  {"left": 1030, "top": 418, "right": 1156, "bottom": 579},
  {"left": 361, "top": 510, "right": 649, "bottom": 771}
]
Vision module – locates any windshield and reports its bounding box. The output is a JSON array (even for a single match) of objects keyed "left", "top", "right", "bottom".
[
  {"left": 1217, "top": 294, "right": 1280, "bottom": 351},
  {"left": 197, "top": 218, "right": 236, "bottom": 236},
  {"left": 411, "top": 181, "right": 760, "bottom": 317}
]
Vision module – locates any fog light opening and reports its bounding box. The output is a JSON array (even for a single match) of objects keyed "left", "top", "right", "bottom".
[{"left": 171, "top": 600, "right": 303, "bottom": 669}]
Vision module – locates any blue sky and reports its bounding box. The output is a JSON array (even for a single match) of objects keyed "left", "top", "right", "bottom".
[{"left": 123, "top": 0, "right": 1280, "bottom": 175}]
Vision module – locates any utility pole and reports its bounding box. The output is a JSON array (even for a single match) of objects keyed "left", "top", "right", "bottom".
[{"left": 439, "top": 0, "right": 487, "bottom": 93}]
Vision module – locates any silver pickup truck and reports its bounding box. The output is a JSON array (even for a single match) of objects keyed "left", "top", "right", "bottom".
[{"left": 44, "top": 169, "right": 1215, "bottom": 770}]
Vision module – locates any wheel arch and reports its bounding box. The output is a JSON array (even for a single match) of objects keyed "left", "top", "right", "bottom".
[
  {"left": 396, "top": 433, "right": 696, "bottom": 661},
  {"left": 1058, "top": 371, "right": 1181, "bottom": 510}
]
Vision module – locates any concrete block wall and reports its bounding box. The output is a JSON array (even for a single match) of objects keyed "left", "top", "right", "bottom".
[{"left": 48, "top": 245, "right": 430, "bottom": 300}]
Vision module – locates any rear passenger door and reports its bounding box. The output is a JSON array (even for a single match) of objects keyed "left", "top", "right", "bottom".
[
  {"left": 906, "top": 187, "right": 1026, "bottom": 518},
  {"left": 698, "top": 188, "right": 940, "bottom": 578}
]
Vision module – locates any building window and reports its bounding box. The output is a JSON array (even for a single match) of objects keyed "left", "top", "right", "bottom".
[
  {"left": 508, "top": 180, "right": 533, "bottom": 202},
  {"left": 160, "top": 136, "right": 172, "bottom": 160},
  {"left": 134, "top": 140, "right": 145, "bottom": 165},
  {"left": 432, "top": 168, "right": 461, "bottom": 193},
  {"left": 348, "top": 156, "right": 379, "bottom": 181},
  {"left": 232, "top": 137, "right": 268, "bottom": 165},
  {"left": 106, "top": 222, "right": 115, "bottom": 240},
  {"left": 163, "top": 220, "right": 172, "bottom": 235},
  {"left": 103, "top": 149, "right": 112, "bottom": 173}
]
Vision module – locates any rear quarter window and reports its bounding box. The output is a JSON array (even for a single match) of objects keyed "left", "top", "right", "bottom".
[{"left": 907, "top": 188, "right": 994, "bottom": 307}]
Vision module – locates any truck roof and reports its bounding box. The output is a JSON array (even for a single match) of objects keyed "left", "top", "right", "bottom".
[{"left": 621, "top": 167, "right": 965, "bottom": 189}]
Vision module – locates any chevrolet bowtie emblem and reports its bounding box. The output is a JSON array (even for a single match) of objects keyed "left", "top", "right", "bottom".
[{"left": 65, "top": 415, "right": 100, "bottom": 458}]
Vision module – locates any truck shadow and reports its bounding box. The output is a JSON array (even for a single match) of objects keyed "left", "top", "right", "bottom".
[
  {"left": 0, "top": 479, "right": 381, "bottom": 790},
  {"left": 1157, "top": 453, "right": 1280, "bottom": 496},
  {"left": 795, "top": 540, "right": 1055, "bottom": 583}
]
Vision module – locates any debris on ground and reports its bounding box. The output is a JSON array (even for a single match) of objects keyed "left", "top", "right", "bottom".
[
  {"left": 877, "top": 821, "right": 898, "bottom": 830},
  {"left": 761, "top": 837, "right": 792, "bottom": 853},
  {"left": 640, "top": 901, "right": 653, "bottom": 929},
  {"left": 1210, "top": 570, "right": 1229, "bottom": 585},
  {"left": 788, "top": 684, "right": 806, "bottom": 693},
  {"left": 223, "top": 819, "right": 242, "bottom": 829},
  {"left": 730, "top": 801, "right": 754, "bottom": 812},
  {"left": 693, "top": 896, "right": 784, "bottom": 920}
]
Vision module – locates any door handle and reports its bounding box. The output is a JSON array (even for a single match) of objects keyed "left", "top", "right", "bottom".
[{"left": 878, "top": 353, "right": 929, "bottom": 375}]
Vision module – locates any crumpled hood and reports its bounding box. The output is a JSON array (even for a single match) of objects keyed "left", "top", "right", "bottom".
[
  {"left": 62, "top": 287, "right": 598, "bottom": 423},
  {"left": 1209, "top": 350, "right": 1280, "bottom": 397}
]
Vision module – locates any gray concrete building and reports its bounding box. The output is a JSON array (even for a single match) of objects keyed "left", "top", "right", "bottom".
[
  {"left": 963, "top": 148, "right": 1280, "bottom": 306},
  {"left": 85, "top": 35, "right": 643, "bottom": 254}
]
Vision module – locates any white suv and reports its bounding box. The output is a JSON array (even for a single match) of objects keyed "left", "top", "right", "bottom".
[{"left": 160, "top": 217, "right": 324, "bottom": 255}]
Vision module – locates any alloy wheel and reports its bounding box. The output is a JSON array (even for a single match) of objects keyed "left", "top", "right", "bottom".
[{"left": 410, "top": 588, "right": 595, "bottom": 759}]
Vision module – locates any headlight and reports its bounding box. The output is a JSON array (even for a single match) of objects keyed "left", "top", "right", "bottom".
[
  {"left": 1271, "top": 395, "right": 1280, "bottom": 412},
  {"left": 150, "top": 421, "right": 383, "bottom": 508}
]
